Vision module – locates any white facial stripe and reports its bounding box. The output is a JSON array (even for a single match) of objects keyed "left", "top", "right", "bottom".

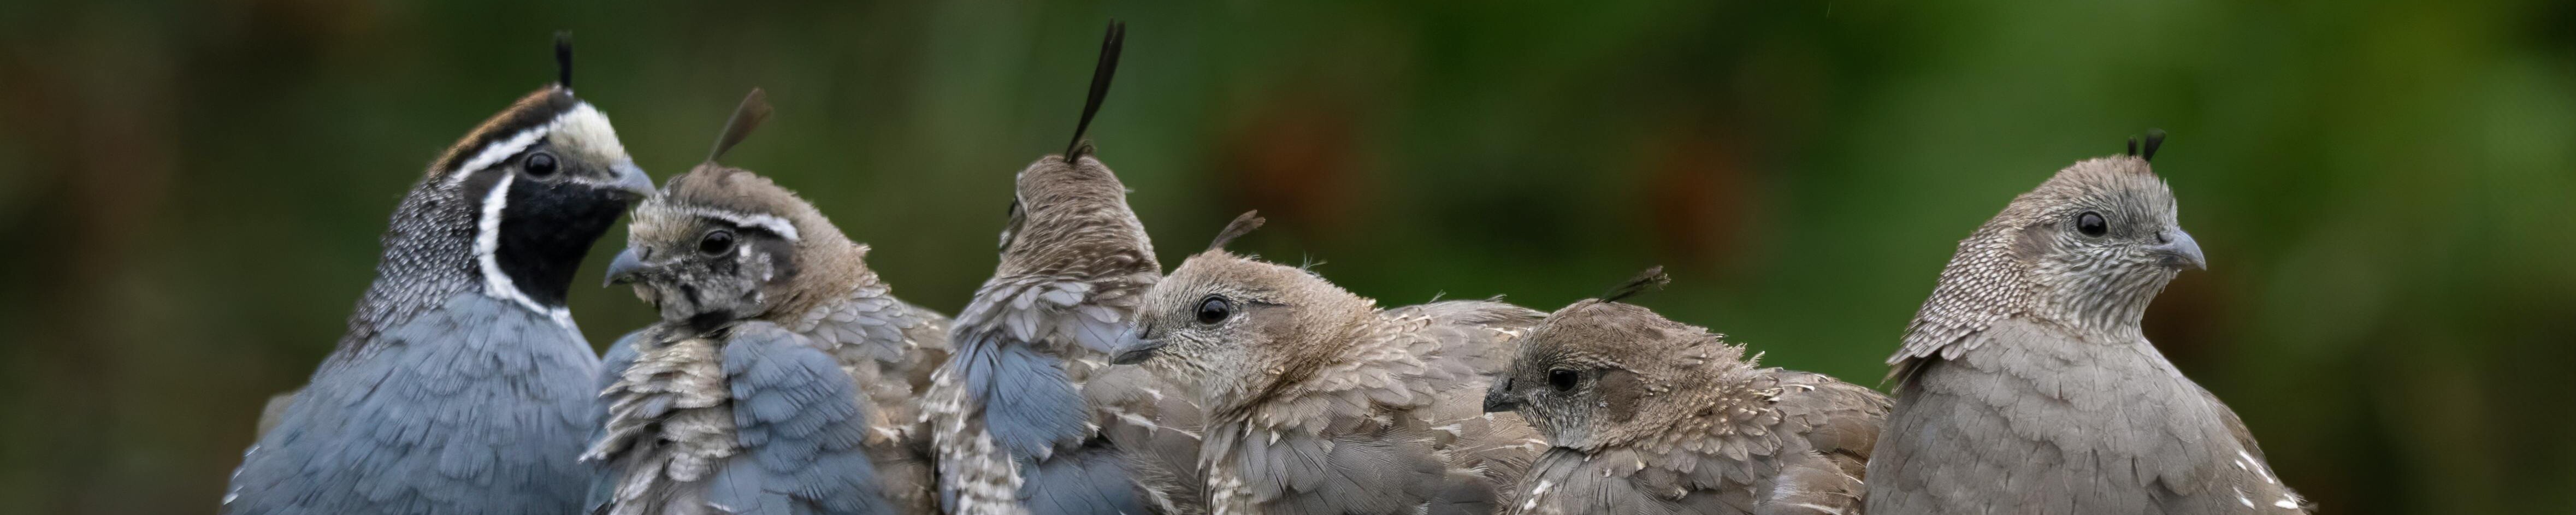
[
  {"left": 447, "top": 127, "right": 549, "bottom": 187},
  {"left": 442, "top": 102, "right": 618, "bottom": 188},
  {"left": 471, "top": 173, "right": 577, "bottom": 332},
  {"left": 673, "top": 206, "right": 801, "bottom": 241}
]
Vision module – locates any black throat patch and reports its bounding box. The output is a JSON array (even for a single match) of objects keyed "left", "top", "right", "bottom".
[{"left": 497, "top": 175, "right": 632, "bottom": 306}]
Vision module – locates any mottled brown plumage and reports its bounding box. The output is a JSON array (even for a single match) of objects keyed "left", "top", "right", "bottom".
[
  {"left": 1484, "top": 268, "right": 1889, "bottom": 515},
  {"left": 1114, "top": 228, "right": 1547, "bottom": 515},
  {"left": 1868, "top": 135, "right": 2312, "bottom": 514},
  {"left": 924, "top": 20, "right": 1206, "bottom": 515},
  {"left": 595, "top": 89, "right": 950, "bottom": 515}
]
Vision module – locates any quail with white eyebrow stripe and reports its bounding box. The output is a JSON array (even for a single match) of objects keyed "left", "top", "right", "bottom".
[
  {"left": 924, "top": 20, "right": 1209, "bottom": 515},
  {"left": 587, "top": 88, "right": 953, "bottom": 515},
  {"left": 223, "top": 34, "right": 653, "bottom": 515},
  {"left": 1483, "top": 268, "right": 1890, "bottom": 515},
  {"left": 1864, "top": 132, "right": 2313, "bottom": 514},
  {"left": 1110, "top": 211, "right": 1549, "bottom": 515}
]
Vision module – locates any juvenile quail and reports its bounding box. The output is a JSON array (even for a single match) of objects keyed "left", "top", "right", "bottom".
[
  {"left": 1110, "top": 212, "right": 1549, "bottom": 515},
  {"left": 224, "top": 35, "right": 654, "bottom": 515},
  {"left": 924, "top": 20, "right": 1206, "bottom": 515},
  {"left": 1865, "top": 132, "right": 2312, "bottom": 514},
  {"left": 586, "top": 88, "right": 953, "bottom": 515},
  {"left": 1481, "top": 268, "right": 1890, "bottom": 515}
]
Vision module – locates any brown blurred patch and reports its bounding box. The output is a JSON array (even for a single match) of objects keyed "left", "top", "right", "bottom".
[
  {"left": 1639, "top": 121, "right": 1757, "bottom": 279},
  {"left": 1215, "top": 91, "right": 1371, "bottom": 244},
  {"left": 2143, "top": 268, "right": 2224, "bottom": 369}
]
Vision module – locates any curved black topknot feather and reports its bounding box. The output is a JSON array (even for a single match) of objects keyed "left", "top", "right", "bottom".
[
  {"left": 1207, "top": 210, "right": 1265, "bottom": 252},
  {"left": 1065, "top": 20, "right": 1126, "bottom": 161},
  {"left": 553, "top": 31, "right": 574, "bottom": 90},
  {"left": 2140, "top": 128, "right": 2167, "bottom": 161},
  {"left": 1599, "top": 266, "right": 1671, "bottom": 304},
  {"left": 708, "top": 88, "right": 774, "bottom": 163}
]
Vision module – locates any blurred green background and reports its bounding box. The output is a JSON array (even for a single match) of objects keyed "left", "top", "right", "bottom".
[{"left": 3, "top": 0, "right": 2572, "bottom": 513}]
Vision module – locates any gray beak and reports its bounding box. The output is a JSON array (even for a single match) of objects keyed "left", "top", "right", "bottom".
[
  {"left": 2155, "top": 228, "right": 2208, "bottom": 270},
  {"left": 1482, "top": 378, "right": 1522, "bottom": 413},
  {"left": 1109, "top": 328, "right": 1165, "bottom": 365},
  {"left": 604, "top": 248, "right": 649, "bottom": 287},
  {"left": 608, "top": 161, "right": 655, "bottom": 199}
]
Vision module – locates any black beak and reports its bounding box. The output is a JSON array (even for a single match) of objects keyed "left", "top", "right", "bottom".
[
  {"left": 1482, "top": 379, "right": 1522, "bottom": 413},
  {"left": 1109, "top": 328, "right": 1165, "bottom": 365},
  {"left": 604, "top": 248, "right": 648, "bottom": 287}
]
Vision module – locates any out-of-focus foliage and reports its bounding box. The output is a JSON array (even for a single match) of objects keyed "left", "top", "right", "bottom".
[{"left": 0, "top": 0, "right": 2568, "bottom": 513}]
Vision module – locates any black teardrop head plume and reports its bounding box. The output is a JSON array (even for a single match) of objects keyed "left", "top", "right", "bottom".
[
  {"left": 1600, "top": 266, "right": 1671, "bottom": 304},
  {"left": 2140, "top": 128, "right": 2167, "bottom": 161},
  {"left": 1207, "top": 210, "right": 1265, "bottom": 252},
  {"left": 709, "top": 88, "right": 774, "bottom": 163},
  {"left": 554, "top": 31, "right": 575, "bottom": 90},
  {"left": 1065, "top": 20, "right": 1126, "bottom": 162},
  {"left": 2127, "top": 137, "right": 2139, "bottom": 157}
]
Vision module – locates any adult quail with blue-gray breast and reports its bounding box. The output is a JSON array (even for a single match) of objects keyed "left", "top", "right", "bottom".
[{"left": 224, "top": 35, "right": 653, "bottom": 515}]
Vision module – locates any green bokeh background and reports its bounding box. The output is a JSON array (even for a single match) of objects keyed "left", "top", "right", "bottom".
[{"left": 3, "top": 1, "right": 2571, "bottom": 513}]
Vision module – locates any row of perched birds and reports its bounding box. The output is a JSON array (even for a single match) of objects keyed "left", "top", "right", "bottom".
[{"left": 223, "top": 25, "right": 2313, "bottom": 515}]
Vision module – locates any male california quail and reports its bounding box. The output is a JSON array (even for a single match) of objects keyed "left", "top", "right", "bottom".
[{"left": 224, "top": 35, "right": 653, "bottom": 515}]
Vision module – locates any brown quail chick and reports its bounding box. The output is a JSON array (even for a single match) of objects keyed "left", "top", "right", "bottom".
[
  {"left": 1110, "top": 212, "right": 1549, "bottom": 515},
  {"left": 1483, "top": 268, "right": 1890, "bottom": 515}
]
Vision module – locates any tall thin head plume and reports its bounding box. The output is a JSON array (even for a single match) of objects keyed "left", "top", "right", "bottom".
[
  {"left": 553, "top": 31, "right": 574, "bottom": 91},
  {"left": 1206, "top": 210, "right": 1265, "bottom": 252},
  {"left": 1599, "top": 266, "right": 1671, "bottom": 304},
  {"left": 1065, "top": 20, "right": 1126, "bottom": 161},
  {"left": 2125, "top": 128, "right": 2169, "bottom": 161},
  {"left": 708, "top": 88, "right": 774, "bottom": 163}
]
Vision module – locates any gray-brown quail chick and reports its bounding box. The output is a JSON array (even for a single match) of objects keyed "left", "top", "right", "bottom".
[
  {"left": 923, "top": 20, "right": 1207, "bottom": 515},
  {"left": 1865, "top": 132, "right": 2311, "bottom": 514},
  {"left": 1110, "top": 212, "right": 1548, "bottom": 515},
  {"left": 588, "top": 88, "right": 950, "bottom": 515},
  {"left": 1483, "top": 268, "right": 1890, "bottom": 515}
]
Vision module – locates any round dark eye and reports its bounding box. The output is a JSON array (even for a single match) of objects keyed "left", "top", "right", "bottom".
[
  {"left": 1195, "top": 297, "right": 1231, "bottom": 325},
  {"left": 698, "top": 230, "right": 736, "bottom": 255},
  {"left": 524, "top": 151, "right": 559, "bottom": 176},
  {"left": 2076, "top": 211, "right": 2108, "bottom": 237},
  {"left": 1547, "top": 369, "right": 1579, "bottom": 392}
]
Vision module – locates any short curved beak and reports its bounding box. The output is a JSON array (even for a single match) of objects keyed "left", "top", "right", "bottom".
[
  {"left": 1482, "top": 380, "right": 1522, "bottom": 413},
  {"left": 608, "top": 161, "right": 655, "bottom": 199},
  {"left": 604, "top": 248, "right": 649, "bottom": 287},
  {"left": 2155, "top": 228, "right": 2208, "bottom": 270},
  {"left": 1108, "top": 328, "right": 1165, "bottom": 365}
]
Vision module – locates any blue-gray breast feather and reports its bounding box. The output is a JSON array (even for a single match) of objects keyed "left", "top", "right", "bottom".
[
  {"left": 722, "top": 323, "right": 891, "bottom": 515},
  {"left": 226, "top": 293, "right": 600, "bottom": 515},
  {"left": 586, "top": 323, "right": 893, "bottom": 515}
]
